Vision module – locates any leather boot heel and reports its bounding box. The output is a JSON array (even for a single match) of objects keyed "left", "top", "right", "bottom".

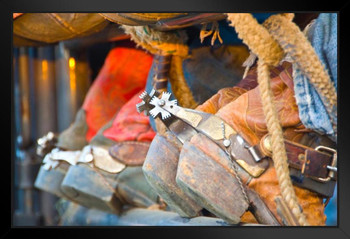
[
  {"left": 60, "top": 164, "right": 123, "bottom": 214},
  {"left": 176, "top": 133, "right": 251, "bottom": 224},
  {"left": 142, "top": 132, "right": 203, "bottom": 217}
]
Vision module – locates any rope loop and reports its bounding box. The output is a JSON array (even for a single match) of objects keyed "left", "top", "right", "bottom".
[
  {"left": 226, "top": 13, "right": 312, "bottom": 226},
  {"left": 263, "top": 14, "right": 337, "bottom": 135},
  {"left": 226, "top": 13, "right": 284, "bottom": 66}
]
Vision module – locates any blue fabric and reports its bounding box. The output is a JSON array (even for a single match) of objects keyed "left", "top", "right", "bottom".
[
  {"left": 293, "top": 13, "right": 337, "bottom": 140},
  {"left": 324, "top": 186, "right": 337, "bottom": 226},
  {"left": 292, "top": 14, "right": 338, "bottom": 225}
]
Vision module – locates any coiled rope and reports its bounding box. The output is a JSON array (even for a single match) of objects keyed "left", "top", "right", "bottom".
[
  {"left": 263, "top": 14, "right": 337, "bottom": 136},
  {"left": 227, "top": 13, "right": 310, "bottom": 226}
]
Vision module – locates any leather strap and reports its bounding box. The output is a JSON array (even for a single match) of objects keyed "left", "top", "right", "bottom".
[
  {"left": 153, "top": 55, "right": 172, "bottom": 92},
  {"left": 109, "top": 141, "right": 151, "bottom": 166},
  {"left": 286, "top": 141, "right": 336, "bottom": 180},
  {"left": 255, "top": 135, "right": 337, "bottom": 197},
  {"left": 257, "top": 135, "right": 337, "bottom": 181},
  {"left": 221, "top": 131, "right": 337, "bottom": 197}
]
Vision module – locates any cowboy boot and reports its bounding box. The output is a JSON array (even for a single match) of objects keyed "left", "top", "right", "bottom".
[
  {"left": 60, "top": 91, "right": 160, "bottom": 214},
  {"left": 35, "top": 46, "right": 153, "bottom": 201},
  {"left": 141, "top": 43, "right": 253, "bottom": 218},
  {"left": 176, "top": 62, "right": 335, "bottom": 225}
]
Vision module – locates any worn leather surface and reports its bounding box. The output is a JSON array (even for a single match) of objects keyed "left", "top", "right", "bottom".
[
  {"left": 13, "top": 13, "right": 109, "bottom": 43},
  {"left": 256, "top": 136, "right": 336, "bottom": 181},
  {"left": 177, "top": 138, "right": 249, "bottom": 224},
  {"left": 109, "top": 141, "right": 151, "bottom": 166},
  {"left": 195, "top": 63, "right": 259, "bottom": 114},
  {"left": 153, "top": 55, "right": 172, "bottom": 91},
  {"left": 247, "top": 164, "right": 326, "bottom": 225},
  {"left": 100, "top": 13, "right": 187, "bottom": 26},
  {"left": 195, "top": 61, "right": 327, "bottom": 225},
  {"left": 143, "top": 132, "right": 203, "bottom": 218},
  {"left": 61, "top": 90, "right": 159, "bottom": 212},
  {"left": 284, "top": 140, "right": 334, "bottom": 179},
  {"left": 215, "top": 62, "right": 302, "bottom": 145},
  {"left": 100, "top": 13, "right": 226, "bottom": 30}
]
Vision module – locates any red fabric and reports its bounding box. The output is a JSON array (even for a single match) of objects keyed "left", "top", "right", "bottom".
[
  {"left": 103, "top": 90, "right": 156, "bottom": 142},
  {"left": 82, "top": 47, "right": 153, "bottom": 141}
]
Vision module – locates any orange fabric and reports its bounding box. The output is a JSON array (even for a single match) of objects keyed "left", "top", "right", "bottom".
[
  {"left": 13, "top": 13, "right": 23, "bottom": 19},
  {"left": 82, "top": 47, "right": 153, "bottom": 141},
  {"left": 103, "top": 90, "right": 156, "bottom": 142},
  {"left": 196, "top": 62, "right": 326, "bottom": 225}
]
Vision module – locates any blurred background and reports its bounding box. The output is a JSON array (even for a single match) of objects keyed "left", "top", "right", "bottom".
[{"left": 12, "top": 24, "right": 123, "bottom": 225}]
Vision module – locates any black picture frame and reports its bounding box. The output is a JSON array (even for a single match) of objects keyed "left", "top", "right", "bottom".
[{"left": 3, "top": 0, "right": 350, "bottom": 238}]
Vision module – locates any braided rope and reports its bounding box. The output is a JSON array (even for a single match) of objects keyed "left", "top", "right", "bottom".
[
  {"left": 257, "top": 60, "right": 308, "bottom": 226},
  {"left": 226, "top": 13, "right": 284, "bottom": 66},
  {"left": 263, "top": 14, "right": 337, "bottom": 136},
  {"left": 226, "top": 13, "right": 309, "bottom": 226}
]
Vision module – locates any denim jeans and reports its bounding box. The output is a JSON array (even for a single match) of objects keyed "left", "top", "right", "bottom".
[{"left": 292, "top": 13, "right": 337, "bottom": 141}]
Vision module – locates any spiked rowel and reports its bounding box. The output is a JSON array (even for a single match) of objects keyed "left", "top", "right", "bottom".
[
  {"left": 149, "top": 92, "right": 177, "bottom": 120},
  {"left": 136, "top": 89, "right": 160, "bottom": 116}
]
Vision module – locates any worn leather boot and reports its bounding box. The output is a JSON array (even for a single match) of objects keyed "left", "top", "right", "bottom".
[
  {"left": 58, "top": 46, "right": 153, "bottom": 147},
  {"left": 177, "top": 62, "right": 334, "bottom": 225},
  {"left": 35, "top": 47, "right": 153, "bottom": 202},
  {"left": 142, "top": 44, "right": 251, "bottom": 218},
  {"left": 60, "top": 91, "right": 160, "bottom": 214}
]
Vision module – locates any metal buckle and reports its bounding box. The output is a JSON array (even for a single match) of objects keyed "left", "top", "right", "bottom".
[
  {"left": 238, "top": 135, "right": 265, "bottom": 163},
  {"left": 314, "top": 146, "right": 337, "bottom": 182}
]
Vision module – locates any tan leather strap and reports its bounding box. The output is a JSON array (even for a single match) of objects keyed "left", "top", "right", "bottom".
[
  {"left": 153, "top": 55, "right": 172, "bottom": 92},
  {"left": 109, "top": 141, "right": 151, "bottom": 166}
]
